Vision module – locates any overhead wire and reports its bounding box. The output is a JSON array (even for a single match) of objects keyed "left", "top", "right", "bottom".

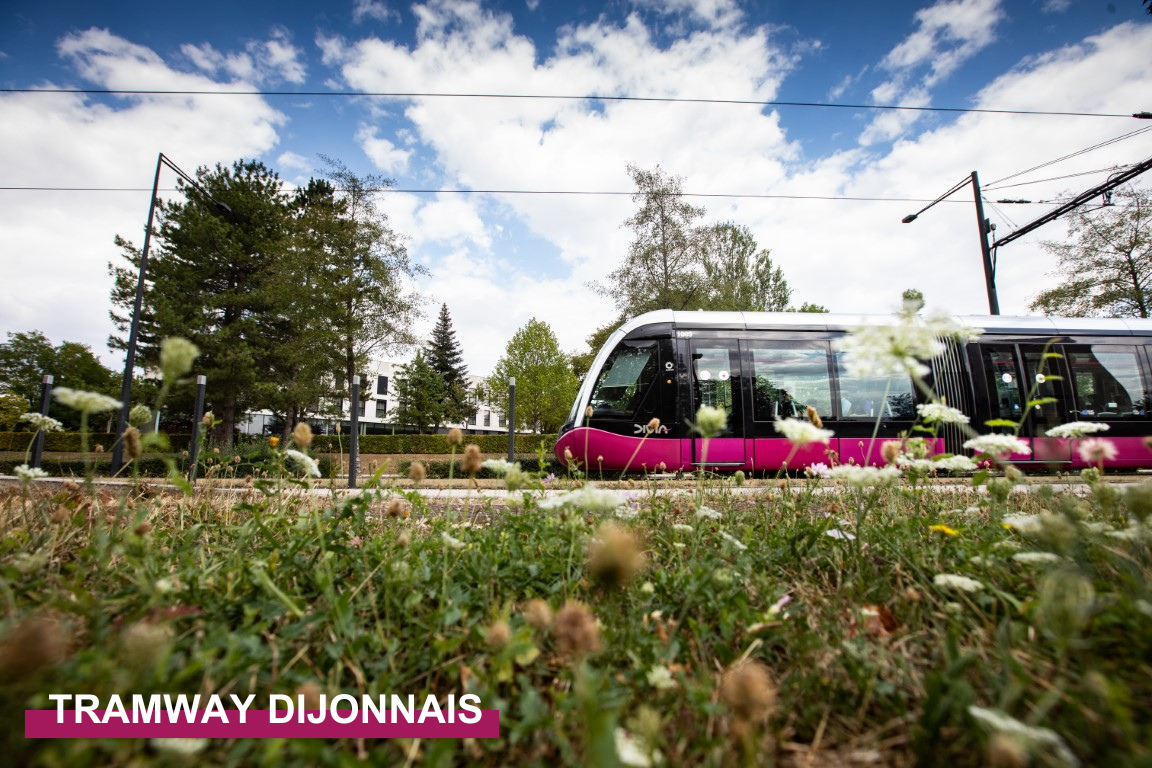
[{"left": 982, "top": 125, "right": 1152, "bottom": 187}]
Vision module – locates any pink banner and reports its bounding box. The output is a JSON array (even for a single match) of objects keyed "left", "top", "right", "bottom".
[{"left": 25, "top": 710, "right": 500, "bottom": 739}]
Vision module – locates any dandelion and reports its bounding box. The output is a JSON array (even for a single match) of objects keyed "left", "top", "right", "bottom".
[
  {"left": 159, "top": 336, "right": 200, "bottom": 381},
  {"left": 292, "top": 422, "right": 313, "bottom": 449},
  {"left": 551, "top": 601, "right": 601, "bottom": 657},
  {"left": 52, "top": 387, "right": 121, "bottom": 415},
  {"left": 408, "top": 461, "right": 427, "bottom": 485},
  {"left": 916, "top": 402, "right": 970, "bottom": 424},
  {"left": 521, "top": 599, "right": 553, "bottom": 630},
  {"left": 461, "top": 444, "right": 483, "bottom": 474},
  {"left": 692, "top": 405, "right": 728, "bottom": 438},
  {"left": 1045, "top": 421, "right": 1109, "bottom": 438},
  {"left": 933, "top": 574, "right": 984, "bottom": 593},
  {"left": 538, "top": 484, "right": 626, "bottom": 512},
  {"left": 268, "top": 436, "right": 280, "bottom": 448},
  {"left": 441, "top": 533, "right": 466, "bottom": 550},
  {"left": 1078, "top": 437, "right": 1117, "bottom": 465},
  {"left": 963, "top": 434, "right": 1031, "bottom": 457},
  {"left": 929, "top": 524, "right": 959, "bottom": 537},
  {"left": 285, "top": 449, "right": 321, "bottom": 478},
  {"left": 13, "top": 464, "right": 49, "bottom": 485},
  {"left": 20, "top": 412, "right": 63, "bottom": 432},
  {"left": 447, "top": 427, "right": 464, "bottom": 446}
]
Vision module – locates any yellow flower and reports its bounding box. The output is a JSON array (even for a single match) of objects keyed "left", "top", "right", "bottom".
[
  {"left": 268, "top": 436, "right": 280, "bottom": 447},
  {"left": 929, "top": 524, "right": 959, "bottom": 537}
]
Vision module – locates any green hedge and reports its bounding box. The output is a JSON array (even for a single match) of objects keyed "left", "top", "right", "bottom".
[
  {"left": 0, "top": 432, "right": 194, "bottom": 452},
  {"left": 311, "top": 433, "right": 558, "bottom": 455},
  {"left": 1, "top": 455, "right": 335, "bottom": 479}
]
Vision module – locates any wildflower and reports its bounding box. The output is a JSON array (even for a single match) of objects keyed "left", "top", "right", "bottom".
[
  {"left": 538, "top": 484, "right": 626, "bottom": 512},
  {"left": 916, "top": 402, "right": 970, "bottom": 424},
  {"left": 646, "top": 665, "right": 677, "bottom": 690},
  {"left": 933, "top": 574, "right": 984, "bottom": 593},
  {"left": 1045, "top": 421, "right": 1109, "bottom": 438},
  {"left": 773, "top": 417, "right": 834, "bottom": 446},
  {"left": 386, "top": 499, "right": 408, "bottom": 519},
  {"left": 692, "top": 405, "right": 728, "bottom": 438},
  {"left": 615, "top": 728, "right": 654, "bottom": 767},
  {"left": 640, "top": 580, "right": 655, "bottom": 594},
  {"left": 154, "top": 577, "right": 180, "bottom": 594},
  {"left": 839, "top": 309, "right": 979, "bottom": 380},
  {"left": 825, "top": 528, "right": 856, "bottom": 541},
  {"left": 268, "top": 436, "right": 280, "bottom": 448},
  {"left": 119, "top": 622, "right": 171, "bottom": 671},
  {"left": 149, "top": 738, "right": 210, "bottom": 756},
  {"left": 461, "top": 444, "right": 483, "bottom": 474},
  {"left": 825, "top": 465, "right": 902, "bottom": 487},
  {"left": 695, "top": 506, "right": 722, "bottom": 520},
  {"left": 292, "top": 422, "right": 313, "bottom": 449},
  {"left": 672, "top": 523, "right": 694, "bottom": 533},
  {"left": 1012, "top": 551, "right": 1064, "bottom": 565},
  {"left": 967, "top": 706, "right": 1079, "bottom": 768},
  {"left": 805, "top": 405, "right": 823, "bottom": 428},
  {"left": 482, "top": 459, "right": 519, "bottom": 475},
  {"left": 718, "top": 530, "right": 748, "bottom": 551},
  {"left": 123, "top": 426, "right": 142, "bottom": 460},
  {"left": 806, "top": 462, "right": 831, "bottom": 477},
  {"left": 646, "top": 417, "right": 661, "bottom": 434},
  {"left": 1002, "top": 514, "right": 1043, "bottom": 534},
  {"left": 20, "top": 412, "right": 63, "bottom": 432},
  {"left": 587, "top": 521, "right": 646, "bottom": 587},
  {"left": 441, "top": 533, "right": 466, "bottom": 550},
  {"left": 13, "top": 464, "right": 49, "bottom": 484},
  {"left": 409, "top": 461, "right": 427, "bottom": 485},
  {"left": 1078, "top": 437, "right": 1117, "bottom": 465},
  {"left": 733, "top": 469, "right": 745, "bottom": 486},
  {"left": 585, "top": 405, "right": 594, "bottom": 420},
  {"left": 963, "top": 434, "right": 1031, "bottom": 457},
  {"left": 285, "top": 449, "right": 321, "bottom": 478},
  {"left": 447, "top": 427, "right": 463, "bottom": 446},
  {"left": 521, "top": 599, "right": 553, "bottom": 630},
  {"left": 485, "top": 620, "right": 512, "bottom": 651},
  {"left": 929, "top": 524, "right": 959, "bottom": 537},
  {"left": 126, "top": 404, "right": 152, "bottom": 427},
  {"left": 52, "top": 387, "right": 121, "bottom": 415},
  {"left": 563, "top": 446, "right": 575, "bottom": 465},
  {"left": 881, "top": 440, "right": 902, "bottom": 465},
  {"left": 932, "top": 455, "right": 979, "bottom": 472},
  {"left": 766, "top": 594, "right": 792, "bottom": 619},
  {"left": 719, "top": 660, "right": 776, "bottom": 725},
  {"left": 201, "top": 411, "right": 214, "bottom": 426},
  {"left": 551, "top": 601, "right": 601, "bottom": 657},
  {"left": 158, "top": 336, "right": 200, "bottom": 381},
  {"left": 0, "top": 613, "right": 71, "bottom": 681}
]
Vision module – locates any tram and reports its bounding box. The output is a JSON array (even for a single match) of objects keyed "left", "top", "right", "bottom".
[{"left": 553, "top": 310, "right": 1152, "bottom": 473}]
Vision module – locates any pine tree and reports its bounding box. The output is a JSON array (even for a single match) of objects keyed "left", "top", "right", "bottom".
[
  {"left": 426, "top": 304, "right": 475, "bottom": 425},
  {"left": 391, "top": 351, "right": 447, "bottom": 433}
]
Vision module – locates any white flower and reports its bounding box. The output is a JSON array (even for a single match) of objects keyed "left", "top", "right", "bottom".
[
  {"left": 805, "top": 462, "right": 831, "bottom": 477},
  {"left": 692, "top": 405, "right": 728, "bottom": 437},
  {"left": 159, "top": 336, "right": 200, "bottom": 381},
  {"left": 1012, "top": 551, "right": 1066, "bottom": 566},
  {"left": 825, "top": 528, "right": 856, "bottom": 541},
  {"left": 916, "top": 403, "right": 970, "bottom": 424},
  {"left": 53, "top": 387, "right": 121, "bottom": 415},
  {"left": 538, "top": 484, "right": 626, "bottom": 512},
  {"left": 640, "top": 581, "right": 655, "bottom": 594},
  {"left": 671, "top": 523, "right": 694, "bottom": 533},
  {"left": 1077, "top": 437, "right": 1117, "bottom": 464},
  {"left": 967, "top": 706, "right": 1080, "bottom": 768},
  {"left": 615, "top": 728, "right": 655, "bottom": 767},
  {"left": 1002, "top": 514, "right": 1043, "bottom": 534},
  {"left": 13, "top": 464, "right": 49, "bottom": 484},
  {"left": 825, "top": 465, "right": 902, "bottom": 487},
  {"left": 482, "top": 459, "right": 519, "bottom": 475},
  {"left": 150, "top": 738, "right": 210, "bottom": 756},
  {"left": 838, "top": 312, "right": 980, "bottom": 380},
  {"left": 615, "top": 506, "right": 640, "bottom": 520},
  {"left": 933, "top": 574, "right": 984, "bottom": 593},
  {"left": 773, "top": 417, "right": 834, "bottom": 446},
  {"left": 963, "top": 434, "right": 1031, "bottom": 457},
  {"left": 441, "top": 533, "right": 466, "bottom": 550},
  {"left": 695, "top": 506, "right": 722, "bottom": 520},
  {"left": 154, "top": 577, "right": 181, "bottom": 594},
  {"left": 646, "top": 665, "right": 677, "bottom": 690},
  {"left": 718, "top": 530, "right": 748, "bottom": 551},
  {"left": 766, "top": 593, "right": 792, "bottom": 618},
  {"left": 20, "top": 412, "right": 63, "bottom": 432},
  {"left": 931, "top": 455, "right": 979, "bottom": 472},
  {"left": 1045, "top": 421, "right": 1109, "bottom": 438},
  {"left": 285, "top": 449, "right": 321, "bottom": 478}
]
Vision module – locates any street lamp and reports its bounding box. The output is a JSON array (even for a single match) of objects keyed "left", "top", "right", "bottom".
[
  {"left": 110, "top": 152, "right": 232, "bottom": 473},
  {"left": 901, "top": 170, "right": 999, "bottom": 315}
]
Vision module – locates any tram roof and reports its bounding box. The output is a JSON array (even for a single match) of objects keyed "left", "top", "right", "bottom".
[{"left": 617, "top": 309, "right": 1152, "bottom": 338}]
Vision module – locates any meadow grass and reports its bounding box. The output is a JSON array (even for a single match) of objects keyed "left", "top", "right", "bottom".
[{"left": 1, "top": 466, "right": 1150, "bottom": 767}]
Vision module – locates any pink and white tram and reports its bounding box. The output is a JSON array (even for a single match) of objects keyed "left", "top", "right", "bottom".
[{"left": 553, "top": 310, "right": 1152, "bottom": 473}]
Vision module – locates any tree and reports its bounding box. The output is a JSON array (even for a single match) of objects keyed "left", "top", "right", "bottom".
[
  {"left": 109, "top": 160, "right": 292, "bottom": 444},
  {"left": 598, "top": 164, "right": 706, "bottom": 315},
  {"left": 698, "top": 222, "right": 792, "bottom": 311},
  {"left": 391, "top": 351, "right": 447, "bottom": 433},
  {"left": 426, "top": 304, "right": 475, "bottom": 425},
  {"left": 1029, "top": 185, "right": 1152, "bottom": 318},
  {"left": 0, "top": 331, "right": 119, "bottom": 430},
  {"left": 790, "top": 302, "right": 830, "bottom": 313},
  {"left": 486, "top": 319, "right": 579, "bottom": 433}
]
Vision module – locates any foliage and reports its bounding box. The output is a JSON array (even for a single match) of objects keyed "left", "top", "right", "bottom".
[
  {"left": 698, "top": 222, "right": 792, "bottom": 311},
  {"left": 0, "top": 395, "right": 28, "bottom": 431},
  {"left": 1029, "top": 184, "right": 1152, "bottom": 317},
  {"left": 789, "top": 302, "right": 830, "bottom": 313},
  {"left": 0, "top": 331, "right": 119, "bottom": 431},
  {"left": 486, "top": 318, "right": 579, "bottom": 433},
  {"left": 426, "top": 303, "right": 476, "bottom": 425},
  {"left": 390, "top": 351, "right": 448, "bottom": 433}
]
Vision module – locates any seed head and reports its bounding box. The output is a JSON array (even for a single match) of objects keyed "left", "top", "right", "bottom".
[
  {"left": 123, "top": 426, "right": 142, "bottom": 460},
  {"left": 719, "top": 660, "right": 776, "bottom": 725},
  {"left": 461, "top": 444, "right": 483, "bottom": 475},
  {"left": 447, "top": 427, "right": 464, "bottom": 446},
  {"left": 0, "top": 613, "right": 71, "bottom": 681},
  {"left": 292, "top": 422, "right": 314, "bottom": 449},
  {"left": 201, "top": 411, "right": 214, "bottom": 427},
  {"left": 485, "top": 620, "right": 512, "bottom": 651},
  {"left": 585, "top": 405, "right": 594, "bottom": 420},
  {"left": 386, "top": 498, "right": 408, "bottom": 518},
  {"left": 295, "top": 681, "right": 324, "bottom": 712},
  {"left": 551, "top": 601, "right": 601, "bottom": 658},
  {"left": 128, "top": 404, "right": 153, "bottom": 426},
  {"left": 409, "top": 461, "right": 427, "bottom": 485},
  {"left": 159, "top": 337, "right": 200, "bottom": 381},
  {"left": 586, "top": 521, "right": 646, "bottom": 588},
  {"left": 881, "top": 440, "right": 902, "bottom": 465},
  {"left": 646, "top": 417, "right": 661, "bottom": 434},
  {"left": 805, "top": 406, "right": 823, "bottom": 429},
  {"left": 521, "top": 599, "right": 553, "bottom": 630}
]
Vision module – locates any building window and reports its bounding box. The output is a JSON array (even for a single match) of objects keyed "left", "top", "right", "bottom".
[
  {"left": 377, "top": 375, "right": 388, "bottom": 396},
  {"left": 375, "top": 400, "right": 387, "bottom": 419},
  {"left": 483, "top": 410, "right": 491, "bottom": 427}
]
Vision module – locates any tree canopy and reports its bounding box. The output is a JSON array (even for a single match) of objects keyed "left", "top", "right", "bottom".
[
  {"left": 426, "top": 304, "right": 475, "bottom": 425},
  {"left": 486, "top": 318, "right": 579, "bottom": 433},
  {"left": 1029, "top": 185, "right": 1152, "bottom": 318},
  {"left": 0, "top": 331, "right": 119, "bottom": 430},
  {"left": 391, "top": 351, "right": 447, "bottom": 433}
]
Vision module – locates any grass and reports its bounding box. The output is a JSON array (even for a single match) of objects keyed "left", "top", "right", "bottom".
[{"left": 1, "top": 463, "right": 1151, "bottom": 767}]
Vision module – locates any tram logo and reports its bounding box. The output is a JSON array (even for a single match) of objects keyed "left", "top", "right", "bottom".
[{"left": 634, "top": 423, "right": 670, "bottom": 435}]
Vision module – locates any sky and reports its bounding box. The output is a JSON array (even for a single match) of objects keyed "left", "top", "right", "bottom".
[{"left": 2, "top": 0, "right": 1151, "bottom": 378}]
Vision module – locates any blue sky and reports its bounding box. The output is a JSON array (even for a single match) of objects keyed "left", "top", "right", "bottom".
[{"left": 2, "top": 0, "right": 1151, "bottom": 375}]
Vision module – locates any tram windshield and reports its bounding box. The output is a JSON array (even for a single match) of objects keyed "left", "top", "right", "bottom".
[{"left": 588, "top": 341, "right": 661, "bottom": 419}]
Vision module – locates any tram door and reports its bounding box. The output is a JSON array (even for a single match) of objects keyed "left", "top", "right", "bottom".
[
  {"left": 979, "top": 344, "right": 1074, "bottom": 462},
  {"left": 687, "top": 340, "right": 748, "bottom": 468}
]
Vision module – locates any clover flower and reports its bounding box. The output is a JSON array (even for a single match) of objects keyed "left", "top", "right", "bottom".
[
  {"left": 719, "top": 660, "right": 776, "bottom": 725},
  {"left": 521, "top": 599, "right": 553, "bottom": 630},
  {"left": 52, "top": 387, "right": 121, "bottom": 415},
  {"left": 285, "top": 449, "right": 321, "bottom": 478},
  {"left": 551, "top": 600, "right": 601, "bottom": 657},
  {"left": 159, "top": 336, "right": 200, "bottom": 381},
  {"left": 963, "top": 434, "right": 1031, "bottom": 457},
  {"left": 1078, "top": 437, "right": 1117, "bottom": 464},
  {"left": 20, "top": 413, "right": 63, "bottom": 432},
  {"left": 773, "top": 417, "right": 834, "bottom": 446},
  {"left": 1045, "top": 421, "right": 1109, "bottom": 438},
  {"left": 933, "top": 574, "right": 984, "bottom": 593},
  {"left": 916, "top": 403, "right": 970, "bottom": 424}
]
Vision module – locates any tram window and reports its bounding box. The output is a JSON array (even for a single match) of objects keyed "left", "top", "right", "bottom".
[
  {"left": 748, "top": 344, "right": 832, "bottom": 421},
  {"left": 834, "top": 352, "right": 916, "bottom": 420},
  {"left": 1067, "top": 346, "right": 1147, "bottom": 418},
  {"left": 589, "top": 341, "right": 660, "bottom": 418}
]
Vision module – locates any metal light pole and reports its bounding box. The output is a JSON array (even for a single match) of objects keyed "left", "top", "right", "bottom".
[
  {"left": 110, "top": 153, "right": 232, "bottom": 474},
  {"left": 507, "top": 377, "right": 516, "bottom": 462},
  {"left": 902, "top": 171, "right": 999, "bottom": 315},
  {"left": 188, "top": 375, "right": 207, "bottom": 486},
  {"left": 349, "top": 375, "right": 361, "bottom": 488},
  {"left": 30, "top": 375, "right": 53, "bottom": 469}
]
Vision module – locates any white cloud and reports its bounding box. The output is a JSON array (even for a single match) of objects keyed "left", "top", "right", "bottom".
[
  {"left": 353, "top": 0, "right": 399, "bottom": 24},
  {"left": 278, "top": 150, "right": 314, "bottom": 171},
  {"left": 180, "top": 28, "right": 305, "bottom": 85},
  {"left": 356, "top": 124, "right": 411, "bottom": 174}
]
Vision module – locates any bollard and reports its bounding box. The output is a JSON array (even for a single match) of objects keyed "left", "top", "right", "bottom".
[
  {"left": 507, "top": 377, "right": 516, "bottom": 462},
  {"left": 349, "top": 375, "right": 360, "bottom": 489},
  {"left": 30, "top": 375, "right": 53, "bottom": 469},
  {"left": 188, "top": 375, "right": 207, "bottom": 485}
]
